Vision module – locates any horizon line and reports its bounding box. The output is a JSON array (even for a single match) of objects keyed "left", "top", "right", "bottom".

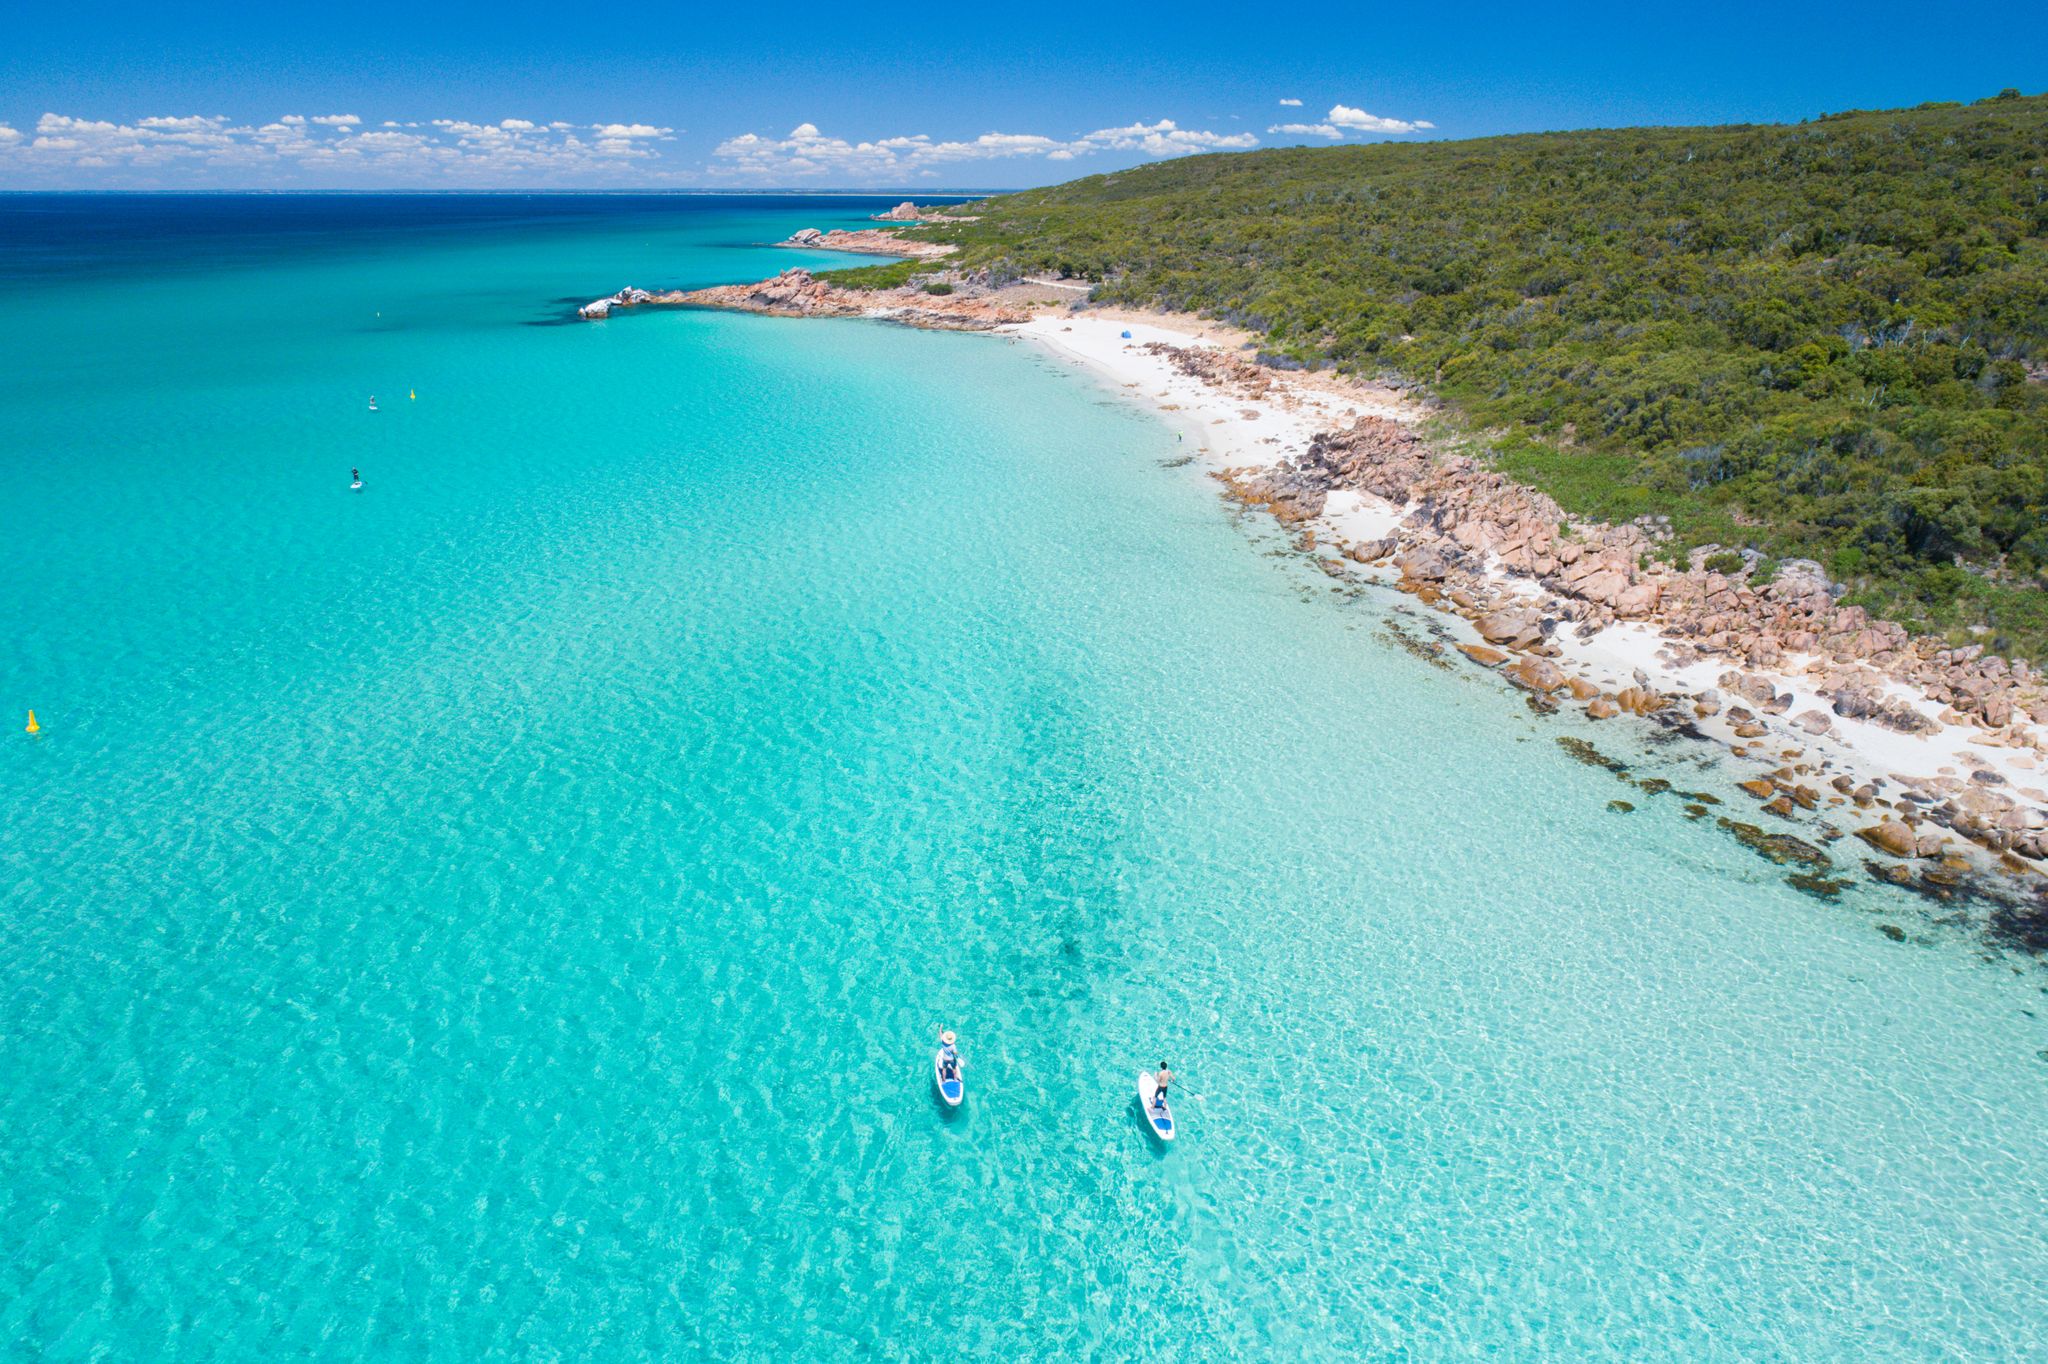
[{"left": 0, "top": 187, "right": 999, "bottom": 197}]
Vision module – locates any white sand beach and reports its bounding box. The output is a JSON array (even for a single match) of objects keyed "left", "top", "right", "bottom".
[{"left": 1007, "top": 312, "right": 2048, "bottom": 863}]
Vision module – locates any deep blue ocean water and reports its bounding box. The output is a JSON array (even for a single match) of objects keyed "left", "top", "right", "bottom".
[{"left": 2, "top": 193, "right": 2045, "bottom": 1360}]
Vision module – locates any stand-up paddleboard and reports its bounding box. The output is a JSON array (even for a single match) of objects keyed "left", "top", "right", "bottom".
[
  {"left": 934, "top": 1050, "right": 964, "bottom": 1107},
  {"left": 350, "top": 478, "right": 363, "bottom": 491},
  {"left": 1138, "top": 1072, "right": 1175, "bottom": 1142}
]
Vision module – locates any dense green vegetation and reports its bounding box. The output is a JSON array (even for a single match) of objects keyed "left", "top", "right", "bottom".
[
  {"left": 813, "top": 257, "right": 926, "bottom": 290},
  {"left": 902, "top": 92, "right": 2048, "bottom": 657}
]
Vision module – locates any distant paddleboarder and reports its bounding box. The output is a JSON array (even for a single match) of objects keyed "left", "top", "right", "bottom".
[
  {"left": 1138, "top": 1061, "right": 1175, "bottom": 1141},
  {"left": 350, "top": 468, "right": 363, "bottom": 491},
  {"left": 934, "top": 1029, "right": 964, "bottom": 1106}
]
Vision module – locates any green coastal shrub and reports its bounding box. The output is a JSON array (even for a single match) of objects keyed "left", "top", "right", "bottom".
[
  {"left": 1703, "top": 551, "right": 1746, "bottom": 576},
  {"left": 923, "top": 92, "right": 2048, "bottom": 657},
  {"left": 817, "top": 259, "right": 923, "bottom": 291}
]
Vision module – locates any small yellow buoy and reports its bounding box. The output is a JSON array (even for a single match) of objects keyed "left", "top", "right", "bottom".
[
  {"left": 25, "top": 709, "right": 39, "bottom": 735},
  {"left": 409, "top": 389, "right": 416, "bottom": 401}
]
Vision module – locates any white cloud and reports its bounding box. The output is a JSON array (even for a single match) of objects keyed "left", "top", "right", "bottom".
[
  {"left": 137, "top": 115, "right": 226, "bottom": 132},
  {"left": 1278, "top": 98, "right": 1303, "bottom": 107},
  {"left": 712, "top": 122, "right": 1079, "bottom": 178},
  {"left": 2, "top": 105, "right": 1280, "bottom": 187},
  {"left": 711, "top": 117, "right": 1255, "bottom": 179},
  {"left": 0, "top": 109, "right": 694, "bottom": 184},
  {"left": 1326, "top": 104, "right": 1433, "bottom": 135},
  {"left": 1080, "top": 119, "right": 1257, "bottom": 156},
  {"left": 353, "top": 130, "right": 428, "bottom": 151},
  {"left": 1269, "top": 122, "right": 1342, "bottom": 139},
  {"left": 30, "top": 114, "right": 221, "bottom": 164}
]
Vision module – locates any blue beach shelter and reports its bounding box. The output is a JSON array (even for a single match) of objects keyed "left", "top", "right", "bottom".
[{"left": 1121, "top": 329, "right": 1132, "bottom": 339}]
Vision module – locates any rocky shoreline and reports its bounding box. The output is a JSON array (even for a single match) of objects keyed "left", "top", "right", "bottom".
[
  {"left": 1010, "top": 316, "right": 2047, "bottom": 933},
  {"left": 577, "top": 222, "right": 987, "bottom": 323},
  {"left": 777, "top": 227, "right": 954, "bottom": 259},
  {"left": 867, "top": 200, "right": 979, "bottom": 224},
  {"left": 577, "top": 268, "right": 1029, "bottom": 329},
  {"left": 1180, "top": 345, "right": 2047, "bottom": 879}
]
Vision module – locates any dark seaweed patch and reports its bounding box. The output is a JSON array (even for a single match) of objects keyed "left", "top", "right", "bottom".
[
  {"left": 1717, "top": 817, "right": 1833, "bottom": 871},
  {"left": 1375, "top": 620, "right": 1457, "bottom": 673},
  {"left": 1989, "top": 894, "right": 2048, "bottom": 955},
  {"left": 1556, "top": 736, "right": 1627, "bottom": 774}
]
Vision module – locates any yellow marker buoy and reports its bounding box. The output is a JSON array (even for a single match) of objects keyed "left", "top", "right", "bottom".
[
  {"left": 410, "top": 389, "right": 416, "bottom": 401},
  {"left": 25, "top": 709, "right": 39, "bottom": 735}
]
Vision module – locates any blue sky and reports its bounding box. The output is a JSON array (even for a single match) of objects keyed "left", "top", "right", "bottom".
[{"left": 2, "top": 2, "right": 2040, "bottom": 188}]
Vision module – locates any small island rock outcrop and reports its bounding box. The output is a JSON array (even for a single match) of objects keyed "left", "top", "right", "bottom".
[
  {"left": 776, "top": 227, "right": 954, "bottom": 260},
  {"left": 578, "top": 269, "right": 1029, "bottom": 331}
]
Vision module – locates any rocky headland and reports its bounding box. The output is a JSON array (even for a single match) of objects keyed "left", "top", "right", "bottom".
[
  {"left": 778, "top": 227, "right": 954, "bottom": 259},
  {"left": 577, "top": 269, "right": 1030, "bottom": 330},
  {"left": 868, "top": 202, "right": 979, "bottom": 224},
  {"left": 577, "top": 222, "right": 969, "bottom": 322}
]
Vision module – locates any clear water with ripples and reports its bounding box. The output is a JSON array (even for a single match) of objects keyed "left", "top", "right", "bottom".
[{"left": 2, "top": 195, "right": 2045, "bottom": 1360}]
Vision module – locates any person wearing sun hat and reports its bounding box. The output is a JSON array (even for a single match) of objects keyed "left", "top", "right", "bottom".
[{"left": 937, "top": 1029, "right": 962, "bottom": 1084}]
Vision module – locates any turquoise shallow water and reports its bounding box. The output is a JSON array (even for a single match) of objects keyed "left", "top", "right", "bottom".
[{"left": 2, "top": 195, "right": 2046, "bottom": 1361}]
